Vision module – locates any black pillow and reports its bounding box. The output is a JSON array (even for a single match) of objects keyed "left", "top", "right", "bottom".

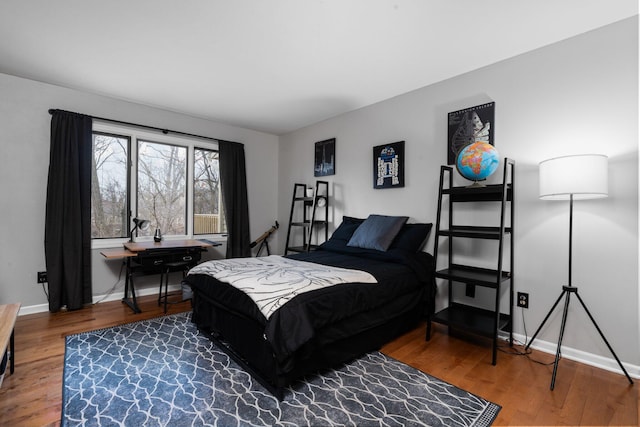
[
  {"left": 329, "top": 216, "right": 365, "bottom": 243},
  {"left": 390, "top": 223, "right": 433, "bottom": 252},
  {"left": 320, "top": 216, "right": 432, "bottom": 254}
]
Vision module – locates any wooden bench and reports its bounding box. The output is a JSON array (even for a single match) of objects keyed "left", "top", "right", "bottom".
[{"left": 0, "top": 303, "right": 20, "bottom": 378}]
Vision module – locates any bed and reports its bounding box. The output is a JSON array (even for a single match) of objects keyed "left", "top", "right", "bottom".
[{"left": 183, "top": 215, "right": 435, "bottom": 399}]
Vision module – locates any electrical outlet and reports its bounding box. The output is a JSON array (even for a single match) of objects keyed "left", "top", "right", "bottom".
[
  {"left": 517, "top": 292, "right": 529, "bottom": 309},
  {"left": 465, "top": 283, "right": 475, "bottom": 298},
  {"left": 37, "top": 271, "right": 48, "bottom": 284}
]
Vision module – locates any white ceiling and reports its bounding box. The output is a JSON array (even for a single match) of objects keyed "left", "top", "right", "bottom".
[{"left": 0, "top": 1, "right": 637, "bottom": 135}]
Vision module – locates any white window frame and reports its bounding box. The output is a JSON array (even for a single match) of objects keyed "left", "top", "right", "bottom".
[{"left": 91, "top": 120, "right": 226, "bottom": 249}]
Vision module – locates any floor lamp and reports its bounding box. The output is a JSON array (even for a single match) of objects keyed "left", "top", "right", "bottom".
[{"left": 525, "top": 154, "right": 633, "bottom": 390}]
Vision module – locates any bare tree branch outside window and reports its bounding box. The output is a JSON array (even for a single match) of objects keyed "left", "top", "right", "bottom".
[
  {"left": 137, "top": 140, "right": 187, "bottom": 236},
  {"left": 91, "top": 133, "right": 128, "bottom": 238},
  {"left": 194, "top": 148, "right": 226, "bottom": 234}
]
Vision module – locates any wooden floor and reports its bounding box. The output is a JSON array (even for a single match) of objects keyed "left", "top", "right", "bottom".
[
  {"left": 0, "top": 295, "right": 637, "bottom": 426},
  {"left": 381, "top": 326, "right": 638, "bottom": 426}
]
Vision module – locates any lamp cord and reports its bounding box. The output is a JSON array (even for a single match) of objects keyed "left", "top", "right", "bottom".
[
  {"left": 498, "top": 308, "right": 558, "bottom": 366},
  {"left": 41, "top": 282, "right": 49, "bottom": 301},
  {"left": 93, "top": 260, "right": 126, "bottom": 304}
]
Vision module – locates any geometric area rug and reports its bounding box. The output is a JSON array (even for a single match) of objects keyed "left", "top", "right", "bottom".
[{"left": 62, "top": 312, "right": 500, "bottom": 426}]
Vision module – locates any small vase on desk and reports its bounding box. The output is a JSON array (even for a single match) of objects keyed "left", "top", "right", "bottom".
[{"left": 154, "top": 228, "right": 162, "bottom": 242}]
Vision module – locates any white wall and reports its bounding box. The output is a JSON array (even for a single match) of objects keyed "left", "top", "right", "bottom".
[
  {"left": 0, "top": 73, "right": 279, "bottom": 311},
  {"left": 277, "top": 17, "right": 639, "bottom": 370}
]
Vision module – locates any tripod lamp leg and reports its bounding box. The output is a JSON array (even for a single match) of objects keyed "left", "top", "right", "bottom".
[
  {"left": 574, "top": 292, "right": 634, "bottom": 385},
  {"left": 550, "top": 290, "right": 572, "bottom": 390},
  {"left": 525, "top": 289, "right": 566, "bottom": 352}
]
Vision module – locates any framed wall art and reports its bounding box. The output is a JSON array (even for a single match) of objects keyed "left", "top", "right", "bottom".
[
  {"left": 373, "top": 141, "right": 404, "bottom": 189},
  {"left": 314, "top": 138, "right": 335, "bottom": 177},
  {"left": 447, "top": 102, "right": 495, "bottom": 164}
]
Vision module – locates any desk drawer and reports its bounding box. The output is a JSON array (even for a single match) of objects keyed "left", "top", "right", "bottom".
[{"left": 134, "top": 249, "right": 202, "bottom": 267}]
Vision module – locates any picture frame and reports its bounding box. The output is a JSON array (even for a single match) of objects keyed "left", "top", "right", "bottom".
[
  {"left": 314, "top": 138, "right": 336, "bottom": 177},
  {"left": 373, "top": 141, "right": 404, "bottom": 189},
  {"left": 447, "top": 102, "right": 495, "bottom": 165}
]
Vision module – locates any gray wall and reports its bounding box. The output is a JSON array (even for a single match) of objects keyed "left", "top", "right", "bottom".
[
  {"left": 277, "top": 18, "right": 639, "bottom": 373},
  {"left": 0, "top": 73, "right": 279, "bottom": 311}
]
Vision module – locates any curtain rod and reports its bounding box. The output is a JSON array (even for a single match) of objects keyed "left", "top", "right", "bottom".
[{"left": 48, "top": 108, "right": 219, "bottom": 142}]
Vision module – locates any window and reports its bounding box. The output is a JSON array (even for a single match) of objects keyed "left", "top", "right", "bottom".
[
  {"left": 91, "top": 133, "right": 130, "bottom": 239},
  {"left": 137, "top": 140, "right": 187, "bottom": 237},
  {"left": 90, "top": 122, "right": 225, "bottom": 244},
  {"left": 193, "top": 147, "right": 226, "bottom": 234}
]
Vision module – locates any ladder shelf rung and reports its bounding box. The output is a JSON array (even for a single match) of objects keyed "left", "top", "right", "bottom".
[{"left": 439, "top": 226, "right": 512, "bottom": 239}]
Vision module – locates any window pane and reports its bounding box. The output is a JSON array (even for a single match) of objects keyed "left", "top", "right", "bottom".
[
  {"left": 91, "top": 133, "right": 129, "bottom": 238},
  {"left": 193, "top": 148, "right": 227, "bottom": 234},
  {"left": 137, "top": 140, "right": 187, "bottom": 236}
]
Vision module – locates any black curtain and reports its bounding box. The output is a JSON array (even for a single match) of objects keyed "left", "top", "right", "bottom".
[
  {"left": 45, "top": 111, "right": 93, "bottom": 312},
  {"left": 219, "top": 140, "right": 251, "bottom": 258}
]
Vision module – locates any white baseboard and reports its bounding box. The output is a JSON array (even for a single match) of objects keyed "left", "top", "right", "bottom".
[
  {"left": 18, "top": 284, "right": 183, "bottom": 316},
  {"left": 505, "top": 331, "right": 640, "bottom": 380}
]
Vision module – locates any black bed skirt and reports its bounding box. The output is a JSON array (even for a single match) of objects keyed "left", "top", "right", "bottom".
[{"left": 190, "top": 287, "right": 424, "bottom": 399}]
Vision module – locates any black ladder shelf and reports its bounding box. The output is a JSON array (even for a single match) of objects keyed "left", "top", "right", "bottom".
[
  {"left": 285, "top": 181, "right": 329, "bottom": 255},
  {"left": 427, "top": 158, "right": 515, "bottom": 365}
]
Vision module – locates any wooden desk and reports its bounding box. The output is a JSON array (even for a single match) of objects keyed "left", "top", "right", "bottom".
[
  {"left": 101, "top": 240, "right": 215, "bottom": 313},
  {"left": 0, "top": 303, "right": 20, "bottom": 377},
  {"left": 100, "top": 239, "right": 214, "bottom": 258}
]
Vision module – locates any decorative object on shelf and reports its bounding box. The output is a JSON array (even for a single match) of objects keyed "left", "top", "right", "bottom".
[
  {"left": 373, "top": 141, "right": 405, "bottom": 189},
  {"left": 525, "top": 154, "right": 633, "bottom": 390},
  {"left": 129, "top": 218, "right": 150, "bottom": 242},
  {"left": 153, "top": 228, "right": 162, "bottom": 242},
  {"left": 314, "top": 138, "right": 336, "bottom": 177},
  {"left": 455, "top": 141, "right": 500, "bottom": 187},
  {"left": 448, "top": 102, "right": 495, "bottom": 165}
]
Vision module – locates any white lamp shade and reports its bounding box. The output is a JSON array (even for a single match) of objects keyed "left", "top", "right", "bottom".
[{"left": 539, "top": 154, "right": 608, "bottom": 200}]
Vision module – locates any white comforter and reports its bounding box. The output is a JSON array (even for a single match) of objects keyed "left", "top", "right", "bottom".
[{"left": 188, "top": 255, "right": 377, "bottom": 319}]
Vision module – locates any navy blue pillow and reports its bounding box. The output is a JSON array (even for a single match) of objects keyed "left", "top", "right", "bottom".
[{"left": 347, "top": 214, "right": 408, "bottom": 252}]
